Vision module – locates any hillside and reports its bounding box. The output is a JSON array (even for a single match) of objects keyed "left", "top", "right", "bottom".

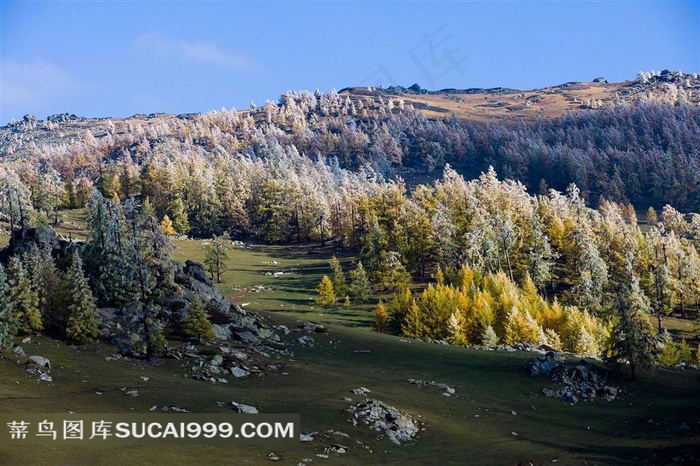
[{"left": 2, "top": 70, "right": 700, "bottom": 211}]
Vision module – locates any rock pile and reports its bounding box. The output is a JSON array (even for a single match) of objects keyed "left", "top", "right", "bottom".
[
  {"left": 526, "top": 352, "right": 621, "bottom": 403},
  {"left": 345, "top": 399, "right": 423, "bottom": 445},
  {"left": 406, "top": 379, "right": 455, "bottom": 396}
]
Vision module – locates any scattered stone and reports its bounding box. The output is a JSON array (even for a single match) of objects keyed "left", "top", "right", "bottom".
[
  {"left": 230, "top": 367, "right": 250, "bottom": 378},
  {"left": 511, "top": 411, "right": 517, "bottom": 416},
  {"left": 406, "top": 379, "right": 456, "bottom": 396},
  {"left": 511, "top": 431, "right": 518, "bottom": 436},
  {"left": 328, "top": 444, "right": 347, "bottom": 454},
  {"left": 39, "top": 373, "right": 53, "bottom": 382},
  {"left": 352, "top": 387, "right": 371, "bottom": 396},
  {"left": 315, "top": 454, "right": 328, "bottom": 459},
  {"left": 149, "top": 405, "right": 158, "bottom": 411},
  {"left": 301, "top": 322, "right": 327, "bottom": 333},
  {"left": 296, "top": 336, "right": 315, "bottom": 347},
  {"left": 300, "top": 432, "right": 316, "bottom": 442},
  {"left": 140, "top": 376, "right": 150, "bottom": 382},
  {"left": 268, "top": 452, "right": 281, "bottom": 461},
  {"left": 21, "top": 336, "right": 31, "bottom": 344},
  {"left": 345, "top": 398, "right": 422, "bottom": 445},
  {"left": 12, "top": 346, "right": 25, "bottom": 357},
  {"left": 29, "top": 355, "right": 51, "bottom": 369},
  {"left": 125, "top": 390, "right": 139, "bottom": 397},
  {"left": 232, "top": 402, "right": 258, "bottom": 414}
]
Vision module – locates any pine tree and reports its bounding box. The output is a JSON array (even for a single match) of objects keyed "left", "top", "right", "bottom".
[
  {"left": 7, "top": 256, "right": 42, "bottom": 333},
  {"left": 315, "top": 275, "right": 336, "bottom": 313},
  {"left": 605, "top": 263, "right": 654, "bottom": 380},
  {"left": 182, "top": 296, "right": 214, "bottom": 340},
  {"left": 349, "top": 261, "right": 371, "bottom": 304},
  {"left": 169, "top": 198, "right": 190, "bottom": 235},
  {"left": 0, "top": 264, "right": 17, "bottom": 349},
  {"left": 203, "top": 232, "right": 231, "bottom": 283},
  {"left": 329, "top": 256, "right": 347, "bottom": 297},
  {"left": 64, "top": 253, "right": 100, "bottom": 343},
  {"left": 372, "top": 300, "right": 389, "bottom": 333},
  {"left": 25, "top": 246, "right": 61, "bottom": 330}
]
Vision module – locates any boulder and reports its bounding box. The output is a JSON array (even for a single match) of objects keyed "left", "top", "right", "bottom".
[
  {"left": 232, "top": 402, "right": 258, "bottom": 414},
  {"left": 230, "top": 367, "right": 250, "bottom": 378},
  {"left": 12, "top": 346, "right": 25, "bottom": 357},
  {"left": 29, "top": 355, "right": 51, "bottom": 369}
]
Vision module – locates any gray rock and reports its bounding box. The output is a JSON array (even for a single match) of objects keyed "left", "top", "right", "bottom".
[
  {"left": 39, "top": 373, "right": 53, "bottom": 382},
  {"left": 211, "top": 355, "right": 224, "bottom": 366},
  {"left": 230, "top": 367, "right": 250, "bottom": 378},
  {"left": 184, "top": 260, "right": 212, "bottom": 285},
  {"left": 29, "top": 355, "right": 51, "bottom": 369},
  {"left": 346, "top": 398, "right": 422, "bottom": 445},
  {"left": 234, "top": 331, "right": 259, "bottom": 345},
  {"left": 212, "top": 324, "right": 231, "bottom": 341},
  {"left": 12, "top": 346, "right": 25, "bottom": 357},
  {"left": 296, "top": 335, "right": 315, "bottom": 346},
  {"left": 232, "top": 402, "right": 258, "bottom": 414}
]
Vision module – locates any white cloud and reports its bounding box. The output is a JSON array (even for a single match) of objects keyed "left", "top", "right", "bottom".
[
  {"left": 1, "top": 58, "right": 77, "bottom": 107},
  {"left": 135, "top": 33, "right": 253, "bottom": 71}
]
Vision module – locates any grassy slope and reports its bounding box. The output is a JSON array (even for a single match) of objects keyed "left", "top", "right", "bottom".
[{"left": 1, "top": 242, "right": 699, "bottom": 465}]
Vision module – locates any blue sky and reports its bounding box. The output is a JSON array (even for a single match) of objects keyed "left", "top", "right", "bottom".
[{"left": 1, "top": 1, "right": 698, "bottom": 124}]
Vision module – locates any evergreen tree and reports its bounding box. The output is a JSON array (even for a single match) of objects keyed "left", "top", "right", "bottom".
[
  {"left": 64, "top": 253, "right": 100, "bottom": 343},
  {"left": 203, "top": 232, "right": 231, "bottom": 283},
  {"left": 377, "top": 251, "right": 411, "bottom": 292},
  {"left": 181, "top": 296, "right": 214, "bottom": 341},
  {"left": 605, "top": 262, "right": 654, "bottom": 380},
  {"left": 7, "top": 256, "right": 42, "bottom": 333},
  {"left": 329, "top": 256, "right": 346, "bottom": 297},
  {"left": 169, "top": 198, "right": 190, "bottom": 235},
  {"left": 0, "top": 264, "right": 16, "bottom": 349},
  {"left": 349, "top": 261, "right": 371, "bottom": 304},
  {"left": 25, "top": 246, "right": 61, "bottom": 329},
  {"left": 84, "top": 190, "right": 135, "bottom": 306}
]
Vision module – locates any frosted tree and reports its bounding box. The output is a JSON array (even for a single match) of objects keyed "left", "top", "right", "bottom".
[
  {"left": 605, "top": 259, "right": 654, "bottom": 380},
  {"left": 36, "top": 166, "right": 65, "bottom": 224},
  {"left": 0, "top": 167, "right": 35, "bottom": 239},
  {"left": 84, "top": 190, "right": 135, "bottom": 305},
  {"left": 0, "top": 264, "right": 16, "bottom": 349}
]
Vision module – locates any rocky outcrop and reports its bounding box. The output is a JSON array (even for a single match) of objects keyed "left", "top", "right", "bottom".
[
  {"left": 526, "top": 352, "right": 621, "bottom": 403},
  {"left": 345, "top": 399, "right": 423, "bottom": 445}
]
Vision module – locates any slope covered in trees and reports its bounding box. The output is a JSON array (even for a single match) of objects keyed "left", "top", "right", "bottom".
[{"left": 1, "top": 71, "right": 699, "bottom": 372}]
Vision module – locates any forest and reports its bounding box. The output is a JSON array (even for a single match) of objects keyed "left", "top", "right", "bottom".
[{"left": 1, "top": 72, "right": 700, "bottom": 377}]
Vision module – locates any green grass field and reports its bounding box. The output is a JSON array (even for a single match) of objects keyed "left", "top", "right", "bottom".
[
  {"left": 1, "top": 241, "right": 699, "bottom": 465},
  {"left": 1, "top": 209, "right": 699, "bottom": 465}
]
